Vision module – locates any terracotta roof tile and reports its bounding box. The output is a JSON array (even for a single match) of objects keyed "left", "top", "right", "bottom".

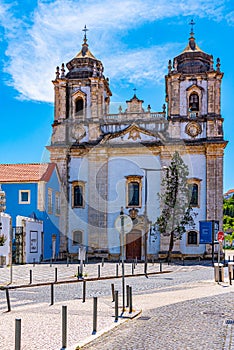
[{"left": 0, "top": 163, "right": 56, "bottom": 183}]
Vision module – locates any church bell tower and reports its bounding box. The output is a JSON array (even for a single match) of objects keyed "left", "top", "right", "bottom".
[
  {"left": 48, "top": 26, "right": 112, "bottom": 252},
  {"left": 165, "top": 20, "right": 227, "bottom": 226}
]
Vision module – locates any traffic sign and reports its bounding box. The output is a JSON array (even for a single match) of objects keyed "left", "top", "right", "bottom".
[
  {"left": 115, "top": 214, "right": 133, "bottom": 234},
  {"left": 217, "top": 231, "right": 224, "bottom": 242}
]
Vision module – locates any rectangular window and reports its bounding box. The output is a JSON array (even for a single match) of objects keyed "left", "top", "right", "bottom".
[
  {"left": 19, "top": 190, "right": 31, "bottom": 204},
  {"left": 72, "top": 181, "right": 85, "bottom": 208},
  {"left": 72, "top": 230, "right": 83, "bottom": 245},
  {"left": 55, "top": 192, "right": 60, "bottom": 215},
  {"left": 188, "top": 183, "right": 199, "bottom": 207},
  {"left": 128, "top": 182, "right": 139, "bottom": 206},
  {"left": 188, "top": 178, "right": 201, "bottom": 208},
  {"left": 187, "top": 231, "right": 198, "bottom": 245},
  {"left": 48, "top": 188, "right": 53, "bottom": 213},
  {"left": 126, "top": 176, "right": 142, "bottom": 208}
]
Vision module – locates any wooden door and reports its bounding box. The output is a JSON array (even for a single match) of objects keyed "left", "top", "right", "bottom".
[{"left": 126, "top": 231, "right": 142, "bottom": 260}]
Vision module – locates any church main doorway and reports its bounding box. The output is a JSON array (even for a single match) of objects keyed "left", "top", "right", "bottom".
[{"left": 126, "top": 230, "right": 142, "bottom": 260}]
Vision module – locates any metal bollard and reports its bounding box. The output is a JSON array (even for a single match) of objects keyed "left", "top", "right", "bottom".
[
  {"left": 50, "top": 283, "right": 54, "bottom": 305},
  {"left": 15, "top": 318, "right": 21, "bottom": 350},
  {"left": 116, "top": 264, "right": 118, "bottom": 277},
  {"left": 132, "top": 263, "right": 134, "bottom": 275},
  {"left": 160, "top": 261, "right": 162, "bottom": 272},
  {"left": 6, "top": 288, "right": 11, "bottom": 312},
  {"left": 122, "top": 262, "right": 125, "bottom": 313},
  {"left": 229, "top": 271, "right": 232, "bottom": 285},
  {"left": 82, "top": 280, "right": 86, "bottom": 303},
  {"left": 126, "top": 285, "right": 130, "bottom": 308},
  {"left": 114, "top": 291, "right": 118, "bottom": 322},
  {"left": 50, "top": 258, "right": 52, "bottom": 267},
  {"left": 66, "top": 256, "right": 69, "bottom": 267},
  {"left": 33, "top": 258, "right": 35, "bottom": 267},
  {"left": 129, "top": 286, "right": 133, "bottom": 313},
  {"left": 102, "top": 257, "right": 104, "bottom": 267},
  {"left": 111, "top": 283, "right": 115, "bottom": 302},
  {"left": 62, "top": 305, "right": 67, "bottom": 349},
  {"left": 135, "top": 257, "right": 138, "bottom": 265},
  {"left": 98, "top": 265, "right": 101, "bottom": 279},
  {"left": 29, "top": 269, "right": 32, "bottom": 284},
  {"left": 55, "top": 267, "right": 58, "bottom": 283},
  {"left": 144, "top": 261, "right": 147, "bottom": 275},
  {"left": 93, "top": 297, "right": 98, "bottom": 334}
]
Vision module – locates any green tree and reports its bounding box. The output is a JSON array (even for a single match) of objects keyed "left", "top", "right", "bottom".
[{"left": 156, "top": 151, "right": 197, "bottom": 260}]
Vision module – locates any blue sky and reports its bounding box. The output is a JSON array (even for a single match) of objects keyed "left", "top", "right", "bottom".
[{"left": 0, "top": 0, "right": 233, "bottom": 192}]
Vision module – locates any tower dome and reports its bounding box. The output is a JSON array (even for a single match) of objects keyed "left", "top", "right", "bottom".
[
  {"left": 66, "top": 25, "right": 104, "bottom": 79},
  {"left": 173, "top": 20, "right": 214, "bottom": 74}
]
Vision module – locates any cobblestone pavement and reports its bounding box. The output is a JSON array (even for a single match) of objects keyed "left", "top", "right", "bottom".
[
  {"left": 0, "top": 262, "right": 233, "bottom": 349},
  {"left": 81, "top": 293, "right": 234, "bottom": 350}
]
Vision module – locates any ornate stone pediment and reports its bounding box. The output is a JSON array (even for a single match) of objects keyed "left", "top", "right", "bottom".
[{"left": 100, "top": 124, "right": 160, "bottom": 144}]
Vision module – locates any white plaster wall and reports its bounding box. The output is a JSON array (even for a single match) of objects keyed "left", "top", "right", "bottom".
[
  {"left": 179, "top": 154, "right": 207, "bottom": 254},
  {"left": 107, "top": 154, "right": 162, "bottom": 254},
  {"left": 0, "top": 213, "right": 11, "bottom": 265},
  {"left": 16, "top": 216, "right": 43, "bottom": 264},
  {"left": 68, "top": 157, "right": 89, "bottom": 253}
]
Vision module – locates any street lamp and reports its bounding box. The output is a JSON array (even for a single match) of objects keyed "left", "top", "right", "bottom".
[{"left": 141, "top": 167, "right": 167, "bottom": 274}]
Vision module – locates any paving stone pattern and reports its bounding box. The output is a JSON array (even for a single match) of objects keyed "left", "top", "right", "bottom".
[
  {"left": 81, "top": 294, "right": 234, "bottom": 350},
  {"left": 0, "top": 261, "right": 233, "bottom": 349}
]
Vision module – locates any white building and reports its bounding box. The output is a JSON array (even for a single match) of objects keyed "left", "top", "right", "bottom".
[{"left": 48, "top": 26, "right": 227, "bottom": 260}]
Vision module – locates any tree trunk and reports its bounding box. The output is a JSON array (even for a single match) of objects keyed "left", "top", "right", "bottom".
[{"left": 167, "top": 231, "right": 174, "bottom": 262}]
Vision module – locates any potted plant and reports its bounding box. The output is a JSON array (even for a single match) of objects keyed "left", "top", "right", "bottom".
[{"left": 0, "top": 234, "right": 6, "bottom": 246}]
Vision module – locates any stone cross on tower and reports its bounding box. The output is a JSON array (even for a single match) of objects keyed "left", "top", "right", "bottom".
[
  {"left": 82, "top": 25, "right": 89, "bottom": 44},
  {"left": 189, "top": 19, "right": 195, "bottom": 35}
]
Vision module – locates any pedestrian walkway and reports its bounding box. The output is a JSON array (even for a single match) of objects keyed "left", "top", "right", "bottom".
[{"left": 0, "top": 262, "right": 233, "bottom": 349}]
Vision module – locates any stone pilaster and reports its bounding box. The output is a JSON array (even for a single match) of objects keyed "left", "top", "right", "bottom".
[
  {"left": 206, "top": 144, "right": 225, "bottom": 227},
  {"left": 87, "top": 149, "right": 109, "bottom": 251}
]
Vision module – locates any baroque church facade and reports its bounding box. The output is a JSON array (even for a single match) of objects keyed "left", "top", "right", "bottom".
[{"left": 47, "top": 25, "right": 227, "bottom": 260}]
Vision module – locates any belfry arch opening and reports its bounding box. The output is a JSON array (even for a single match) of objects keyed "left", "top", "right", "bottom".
[
  {"left": 189, "top": 92, "right": 199, "bottom": 111},
  {"left": 75, "top": 97, "right": 84, "bottom": 114}
]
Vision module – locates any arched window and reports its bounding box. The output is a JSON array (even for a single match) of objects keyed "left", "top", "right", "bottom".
[
  {"left": 187, "top": 230, "right": 198, "bottom": 245},
  {"left": 189, "top": 93, "right": 199, "bottom": 111},
  {"left": 75, "top": 98, "right": 84, "bottom": 113}
]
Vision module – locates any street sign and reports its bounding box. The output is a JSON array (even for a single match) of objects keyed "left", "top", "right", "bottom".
[
  {"left": 217, "top": 231, "right": 224, "bottom": 242},
  {"left": 199, "top": 221, "right": 212, "bottom": 244},
  {"left": 115, "top": 214, "right": 133, "bottom": 234}
]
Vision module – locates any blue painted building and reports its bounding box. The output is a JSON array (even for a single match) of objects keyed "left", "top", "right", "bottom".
[{"left": 0, "top": 163, "right": 61, "bottom": 260}]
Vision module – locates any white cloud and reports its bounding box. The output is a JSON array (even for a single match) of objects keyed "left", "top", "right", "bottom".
[
  {"left": 226, "top": 11, "right": 234, "bottom": 26},
  {"left": 0, "top": 0, "right": 229, "bottom": 102}
]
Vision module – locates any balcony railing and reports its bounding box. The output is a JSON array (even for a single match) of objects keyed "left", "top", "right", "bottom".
[{"left": 103, "top": 111, "right": 166, "bottom": 122}]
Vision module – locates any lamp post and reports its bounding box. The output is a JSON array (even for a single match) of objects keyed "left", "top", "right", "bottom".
[
  {"left": 141, "top": 167, "right": 167, "bottom": 274},
  {"left": 115, "top": 208, "right": 133, "bottom": 312}
]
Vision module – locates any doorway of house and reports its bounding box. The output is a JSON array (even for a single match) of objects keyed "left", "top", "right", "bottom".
[{"left": 126, "top": 230, "right": 142, "bottom": 260}]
